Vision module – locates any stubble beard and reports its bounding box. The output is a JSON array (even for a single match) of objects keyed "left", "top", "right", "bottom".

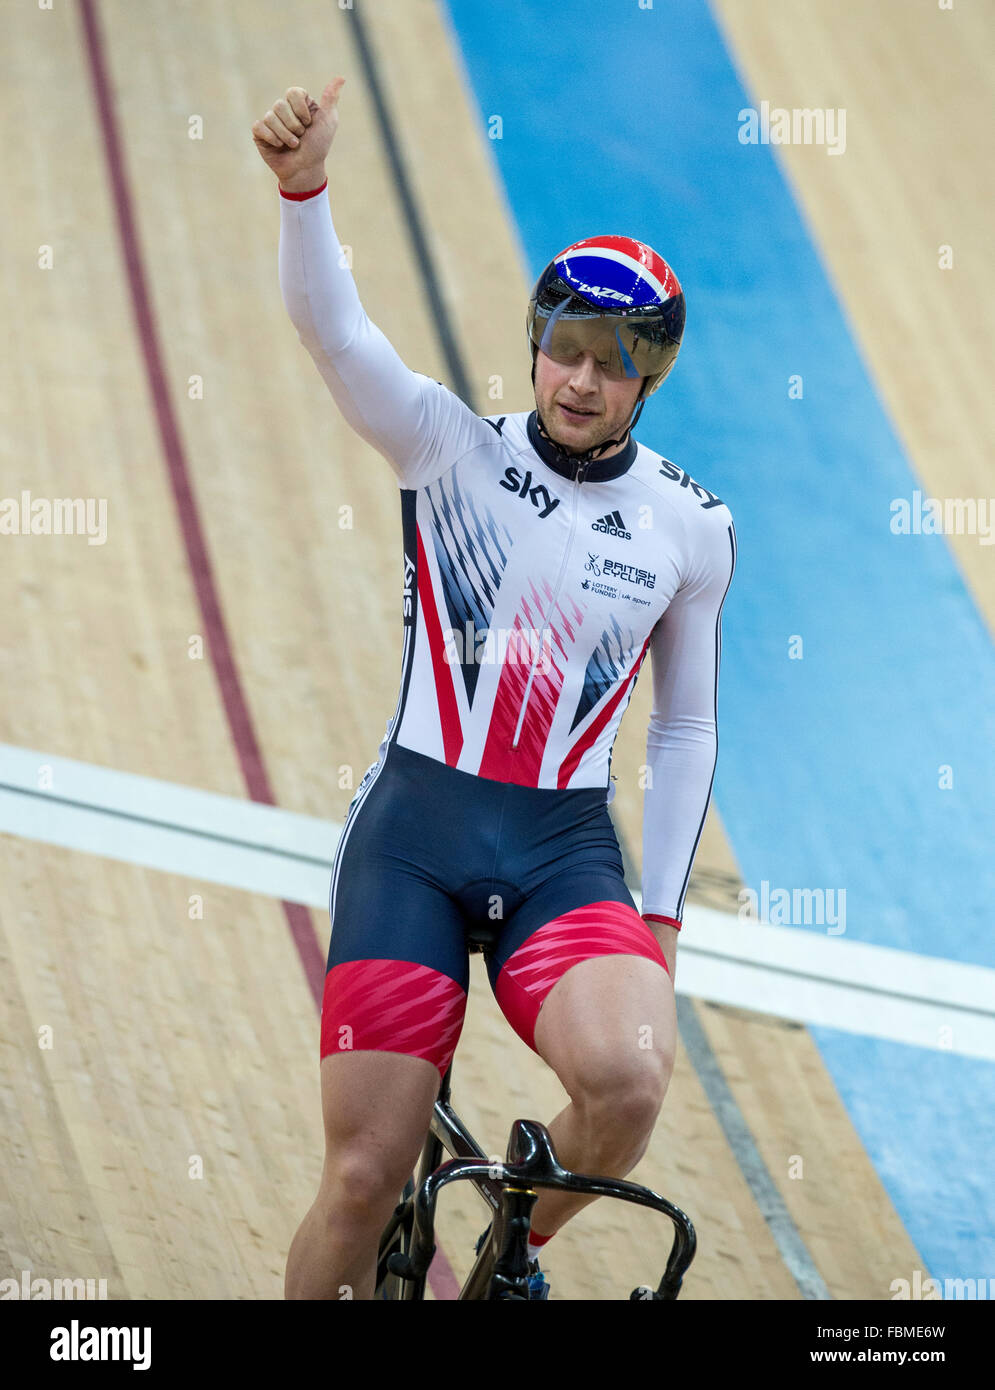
[{"left": 539, "top": 392, "right": 623, "bottom": 456}]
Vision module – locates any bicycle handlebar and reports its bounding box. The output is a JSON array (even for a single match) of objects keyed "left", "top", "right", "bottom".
[{"left": 387, "top": 1118, "right": 696, "bottom": 1299}]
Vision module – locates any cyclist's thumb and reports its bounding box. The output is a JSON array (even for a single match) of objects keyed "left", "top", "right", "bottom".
[{"left": 316, "top": 77, "right": 346, "bottom": 114}]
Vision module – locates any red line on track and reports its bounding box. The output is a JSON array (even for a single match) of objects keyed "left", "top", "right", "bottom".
[
  {"left": 79, "top": 0, "right": 461, "bottom": 1301},
  {"left": 78, "top": 0, "right": 325, "bottom": 1005}
]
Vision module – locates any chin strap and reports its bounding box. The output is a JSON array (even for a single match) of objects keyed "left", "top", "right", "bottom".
[{"left": 531, "top": 354, "right": 647, "bottom": 468}]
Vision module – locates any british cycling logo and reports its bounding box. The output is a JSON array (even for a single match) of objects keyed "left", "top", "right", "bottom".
[
  {"left": 602, "top": 558, "right": 655, "bottom": 590},
  {"left": 498, "top": 466, "right": 560, "bottom": 518},
  {"left": 583, "top": 553, "right": 654, "bottom": 604},
  {"left": 582, "top": 552, "right": 615, "bottom": 597},
  {"left": 657, "top": 461, "right": 724, "bottom": 510}
]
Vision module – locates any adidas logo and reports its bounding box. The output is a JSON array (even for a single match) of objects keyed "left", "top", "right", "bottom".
[{"left": 591, "top": 510, "right": 632, "bottom": 540}]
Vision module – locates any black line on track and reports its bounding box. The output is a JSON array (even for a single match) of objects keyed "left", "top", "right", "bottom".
[
  {"left": 345, "top": 2, "right": 476, "bottom": 410},
  {"left": 676, "top": 997, "right": 832, "bottom": 1300}
]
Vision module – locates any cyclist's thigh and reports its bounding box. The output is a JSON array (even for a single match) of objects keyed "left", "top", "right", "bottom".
[
  {"left": 487, "top": 867, "right": 671, "bottom": 1063},
  {"left": 322, "top": 742, "right": 471, "bottom": 1092},
  {"left": 529, "top": 939, "right": 675, "bottom": 1094},
  {"left": 317, "top": 1050, "right": 441, "bottom": 1193}
]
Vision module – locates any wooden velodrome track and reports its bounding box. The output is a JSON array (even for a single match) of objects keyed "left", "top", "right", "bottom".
[{"left": 2, "top": 0, "right": 991, "bottom": 1301}]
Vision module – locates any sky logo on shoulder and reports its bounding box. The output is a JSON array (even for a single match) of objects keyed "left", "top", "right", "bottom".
[
  {"left": 592, "top": 510, "right": 631, "bottom": 540},
  {"left": 658, "top": 461, "right": 724, "bottom": 509}
]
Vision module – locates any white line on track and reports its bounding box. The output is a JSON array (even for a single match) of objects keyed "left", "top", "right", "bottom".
[{"left": 2, "top": 741, "right": 993, "bottom": 1061}]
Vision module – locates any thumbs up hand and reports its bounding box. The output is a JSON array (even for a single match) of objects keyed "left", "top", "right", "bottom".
[{"left": 252, "top": 78, "right": 345, "bottom": 191}]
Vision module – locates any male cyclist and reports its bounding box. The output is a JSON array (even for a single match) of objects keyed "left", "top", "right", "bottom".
[{"left": 252, "top": 79, "right": 736, "bottom": 1301}]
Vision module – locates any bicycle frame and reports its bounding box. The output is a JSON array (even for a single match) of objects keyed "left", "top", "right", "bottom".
[{"left": 376, "top": 1063, "right": 697, "bottom": 1301}]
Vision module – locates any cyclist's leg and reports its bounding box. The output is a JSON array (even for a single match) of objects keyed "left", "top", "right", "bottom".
[
  {"left": 286, "top": 947, "right": 469, "bottom": 1300},
  {"left": 285, "top": 1049, "right": 442, "bottom": 1300},
  {"left": 490, "top": 883, "right": 675, "bottom": 1240},
  {"left": 286, "top": 745, "right": 471, "bottom": 1300}
]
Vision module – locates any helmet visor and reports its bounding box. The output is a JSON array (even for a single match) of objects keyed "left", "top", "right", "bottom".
[{"left": 528, "top": 291, "right": 684, "bottom": 381}]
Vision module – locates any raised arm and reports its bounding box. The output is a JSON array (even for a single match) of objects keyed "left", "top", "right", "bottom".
[
  {"left": 253, "top": 81, "right": 484, "bottom": 487},
  {"left": 641, "top": 508, "right": 738, "bottom": 960}
]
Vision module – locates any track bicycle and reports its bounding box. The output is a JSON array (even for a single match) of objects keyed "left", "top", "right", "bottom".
[{"left": 375, "top": 931, "right": 696, "bottom": 1300}]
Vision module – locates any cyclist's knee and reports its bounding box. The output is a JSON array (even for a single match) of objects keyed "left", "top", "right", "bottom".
[
  {"left": 315, "top": 1050, "right": 440, "bottom": 1211},
  {"left": 567, "top": 1048, "right": 671, "bottom": 1143},
  {"left": 319, "top": 1145, "right": 415, "bottom": 1218}
]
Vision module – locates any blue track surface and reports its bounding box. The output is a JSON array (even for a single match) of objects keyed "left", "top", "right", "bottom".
[{"left": 442, "top": 0, "right": 995, "bottom": 1286}]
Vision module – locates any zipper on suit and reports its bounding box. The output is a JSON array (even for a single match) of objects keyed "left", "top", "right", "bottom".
[{"left": 511, "top": 460, "right": 588, "bottom": 749}]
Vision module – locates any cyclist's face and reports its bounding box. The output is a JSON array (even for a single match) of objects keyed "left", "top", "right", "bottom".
[{"left": 533, "top": 348, "right": 644, "bottom": 457}]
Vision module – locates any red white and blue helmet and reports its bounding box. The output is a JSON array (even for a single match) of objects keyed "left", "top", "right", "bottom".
[{"left": 527, "top": 234, "right": 685, "bottom": 398}]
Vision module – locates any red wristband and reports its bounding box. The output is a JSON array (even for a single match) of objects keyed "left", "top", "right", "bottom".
[
  {"left": 643, "top": 914, "right": 682, "bottom": 932},
  {"left": 279, "top": 178, "right": 328, "bottom": 202}
]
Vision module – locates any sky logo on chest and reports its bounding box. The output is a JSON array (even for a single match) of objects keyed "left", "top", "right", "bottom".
[{"left": 498, "top": 465, "right": 559, "bottom": 518}]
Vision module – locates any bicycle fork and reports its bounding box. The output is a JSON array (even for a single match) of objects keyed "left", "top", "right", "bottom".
[{"left": 460, "top": 1185, "right": 538, "bottom": 1301}]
